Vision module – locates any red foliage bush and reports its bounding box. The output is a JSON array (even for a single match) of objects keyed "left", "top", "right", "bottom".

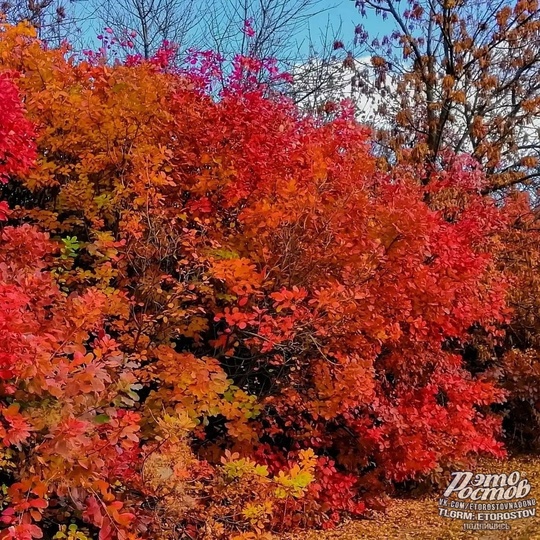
[{"left": 0, "top": 72, "right": 35, "bottom": 182}]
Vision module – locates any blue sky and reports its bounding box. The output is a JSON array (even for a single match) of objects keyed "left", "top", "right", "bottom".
[
  {"left": 303, "top": 0, "right": 395, "bottom": 52},
  {"left": 74, "top": 0, "right": 396, "bottom": 60}
]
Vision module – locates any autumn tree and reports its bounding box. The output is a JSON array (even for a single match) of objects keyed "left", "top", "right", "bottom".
[{"left": 355, "top": 0, "right": 540, "bottom": 191}]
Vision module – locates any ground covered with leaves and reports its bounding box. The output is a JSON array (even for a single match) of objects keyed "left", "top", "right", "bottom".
[{"left": 283, "top": 456, "right": 540, "bottom": 540}]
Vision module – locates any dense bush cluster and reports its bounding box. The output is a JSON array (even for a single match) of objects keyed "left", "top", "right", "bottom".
[{"left": 0, "top": 22, "right": 539, "bottom": 540}]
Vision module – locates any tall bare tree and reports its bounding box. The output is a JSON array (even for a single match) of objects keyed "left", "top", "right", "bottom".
[
  {"left": 95, "top": 0, "right": 202, "bottom": 59},
  {"left": 203, "top": 0, "right": 328, "bottom": 63}
]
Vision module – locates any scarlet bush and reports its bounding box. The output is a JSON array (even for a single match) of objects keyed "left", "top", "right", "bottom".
[
  {"left": 0, "top": 22, "right": 516, "bottom": 539},
  {"left": 472, "top": 191, "right": 540, "bottom": 450}
]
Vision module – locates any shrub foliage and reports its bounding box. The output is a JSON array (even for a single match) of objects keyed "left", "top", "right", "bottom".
[{"left": 0, "top": 21, "right": 534, "bottom": 540}]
